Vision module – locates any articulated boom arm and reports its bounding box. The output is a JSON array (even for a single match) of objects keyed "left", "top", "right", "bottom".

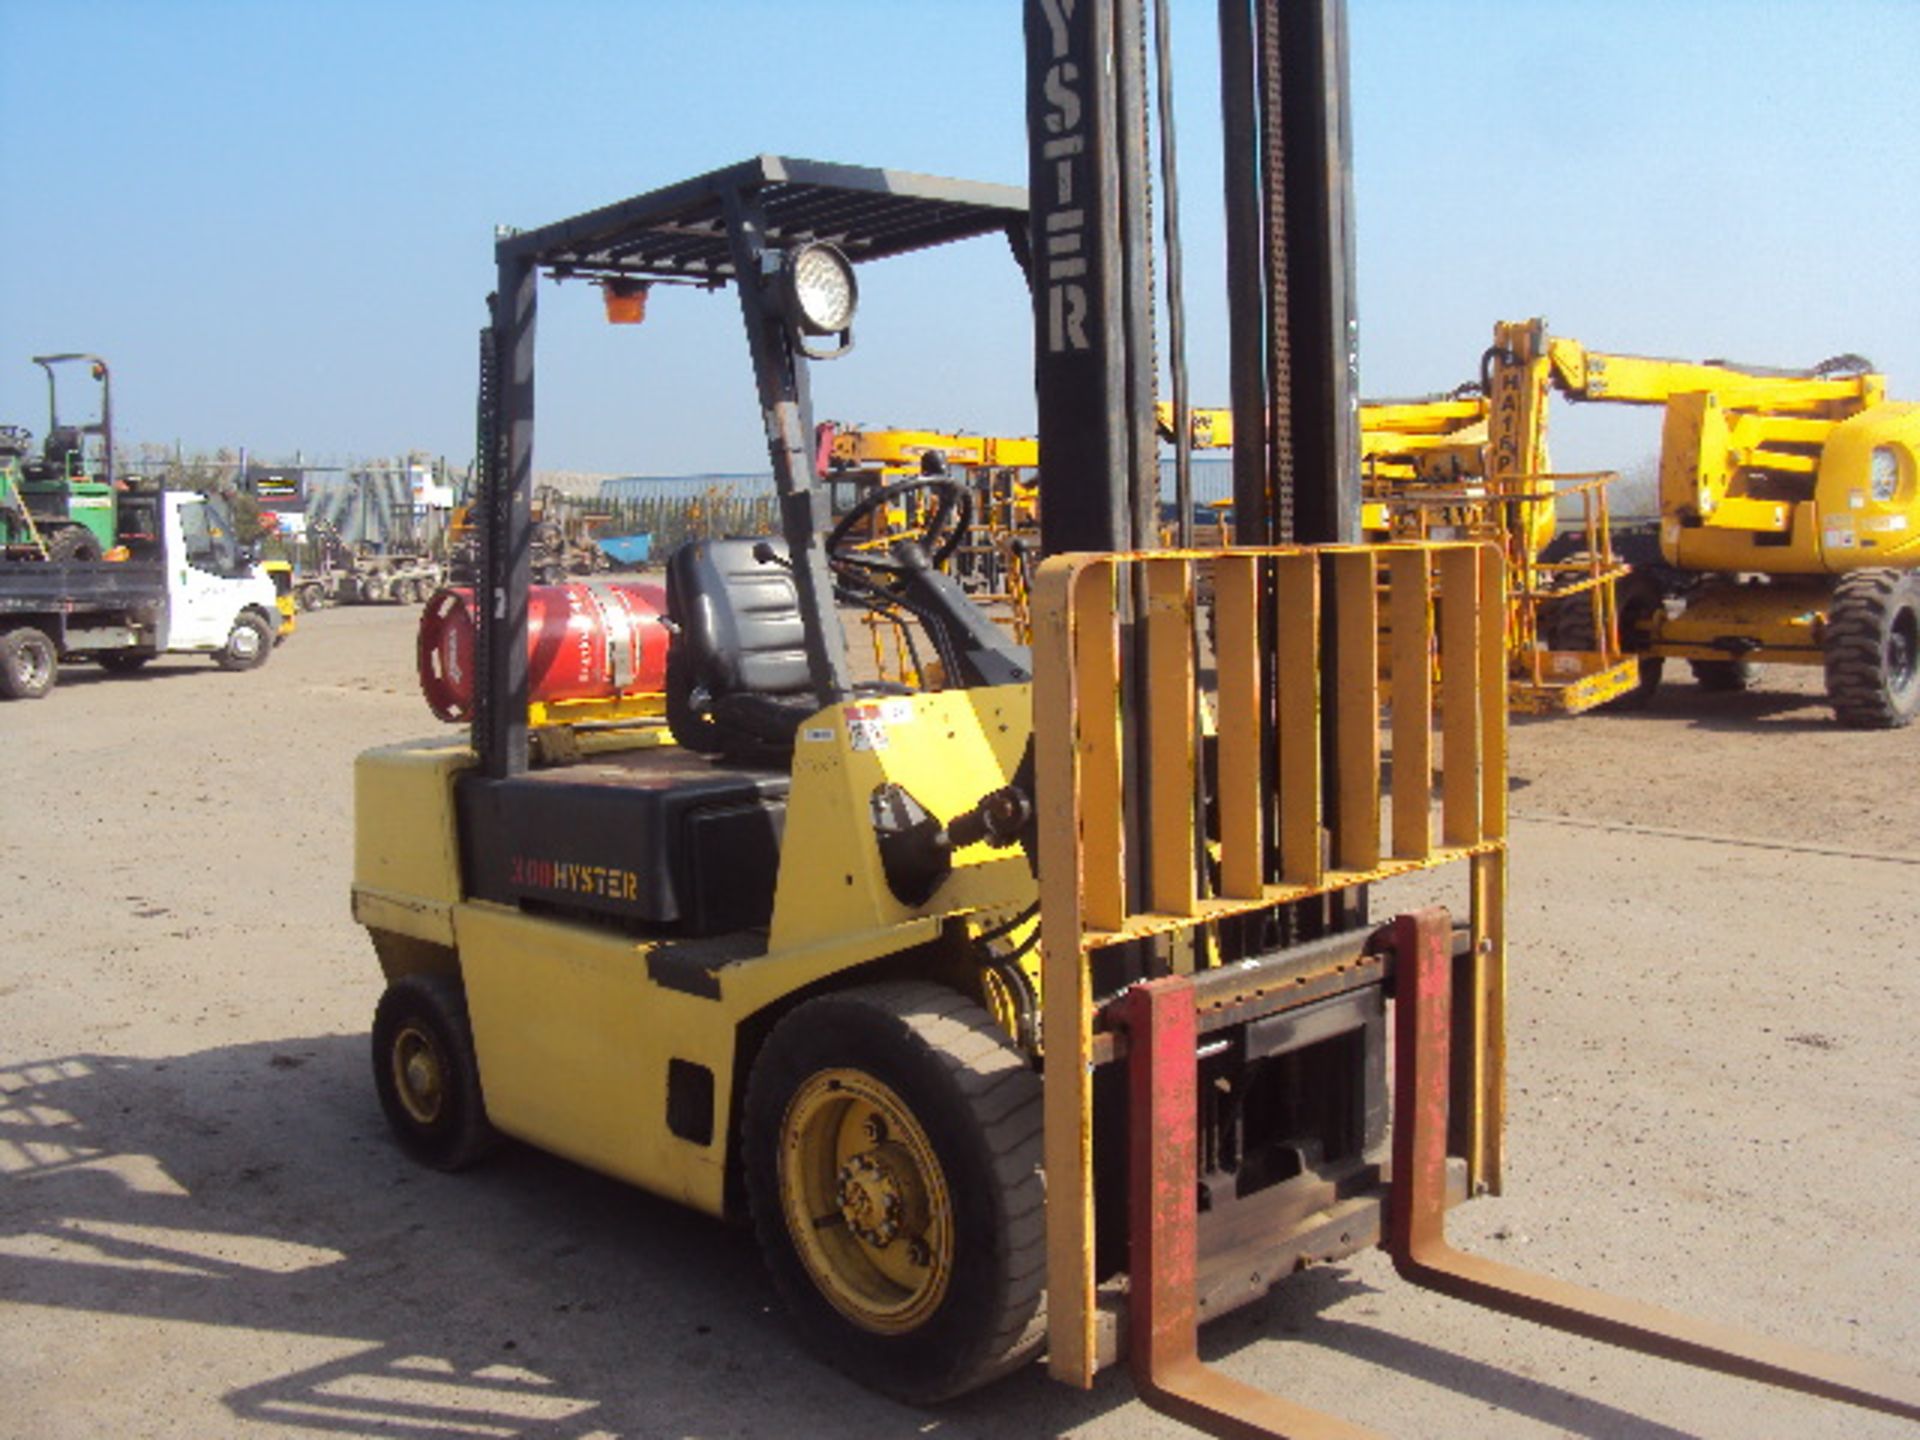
[
  {"left": 1160, "top": 398, "right": 1492, "bottom": 487},
  {"left": 820, "top": 423, "right": 1039, "bottom": 474},
  {"left": 1542, "top": 336, "right": 1885, "bottom": 412}
]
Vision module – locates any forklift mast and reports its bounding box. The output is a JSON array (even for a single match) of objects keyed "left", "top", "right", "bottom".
[
  {"left": 1027, "top": 0, "right": 1369, "bottom": 960},
  {"left": 1025, "top": 0, "right": 1359, "bottom": 553}
]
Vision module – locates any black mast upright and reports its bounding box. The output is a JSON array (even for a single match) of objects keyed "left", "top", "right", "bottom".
[
  {"left": 1275, "top": 0, "right": 1361, "bottom": 545},
  {"left": 1219, "top": 0, "right": 1361, "bottom": 547},
  {"left": 474, "top": 256, "right": 537, "bottom": 779},
  {"left": 1026, "top": 0, "right": 1156, "bottom": 559}
]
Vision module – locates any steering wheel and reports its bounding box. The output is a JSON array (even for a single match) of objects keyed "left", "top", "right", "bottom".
[{"left": 826, "top": 477, "right": 973, "bottom": 577}]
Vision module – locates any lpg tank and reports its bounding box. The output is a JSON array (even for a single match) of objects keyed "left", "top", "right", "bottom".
[{"left": 417, "top": 581, "right": 670, "bottom": 722}]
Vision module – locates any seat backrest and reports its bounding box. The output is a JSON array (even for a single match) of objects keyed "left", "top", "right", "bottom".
[
  {"left": 666, "top": 537, "right": 813, "bottom": 752},
  {"left": 43, "top": 427, "right": 83, "bottom": 475}
]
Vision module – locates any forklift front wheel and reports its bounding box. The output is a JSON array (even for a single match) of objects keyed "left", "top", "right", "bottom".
[
  {"left": 744, "top": 981, "right": 1045, "bottom": 1404},
  {"left": 371, "top": 974, "right": 497, "bottom": 1171}
]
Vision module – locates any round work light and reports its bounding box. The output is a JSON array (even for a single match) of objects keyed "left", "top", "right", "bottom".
[{"left": 785, "top": 242, "right": 858, "bottom": 337}]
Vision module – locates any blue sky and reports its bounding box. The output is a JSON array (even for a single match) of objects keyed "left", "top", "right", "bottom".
[{"left": 2, "top": 0, "right": 1915, "bottom": 476}]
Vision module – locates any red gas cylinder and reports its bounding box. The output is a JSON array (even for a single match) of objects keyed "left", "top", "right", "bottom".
[{"left": 417, "top": 582, "right": 671, "bottom": 722}]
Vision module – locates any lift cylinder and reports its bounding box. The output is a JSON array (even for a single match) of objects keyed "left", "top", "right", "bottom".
[{"left": 417, "top": 582, "right": 670, "bottom": 722}]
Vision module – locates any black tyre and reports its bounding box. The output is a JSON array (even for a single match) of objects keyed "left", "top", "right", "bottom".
[
  {"left": 743, "top": 981, "right": 1045, "bottom": 1404},
  {"left": 1689, "top": 657, "right": 1757, "bottom": 692},
  {"left": 298, "top": 583, "right": 326, "bottom": 611},
  {"left": 215, "top": 611, "right": 274, "bottom": 671},
  {"left": 371, "top": 973, "right": 497, "bottom": 1171},
  {"left": 0, "top": 626, "right": 58, "bottom": 700},
  {"left": 43, "top": 525, "right": 103, "bottom": 563},
  {"left": 1824, "top": 569, "right": 1920, "bottom": 729},
  {"left": 98, "top": 651, "right": 156, "bottom": 674}
]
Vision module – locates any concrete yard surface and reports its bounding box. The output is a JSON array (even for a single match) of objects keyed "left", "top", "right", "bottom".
[{"left": 2, "top": 604, "right": 1916, "bottom": 1439}]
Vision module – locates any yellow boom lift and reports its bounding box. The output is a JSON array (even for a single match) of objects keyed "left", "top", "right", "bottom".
[
  {"left": 349, "top": 4, "right": 1917, "bottom": 1436},
  {"left": 1490, "top": 317, "right": 1920, "bottom": 726}
]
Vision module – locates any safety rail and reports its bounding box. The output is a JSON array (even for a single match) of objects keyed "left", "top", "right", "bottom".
[
  {"left": 1031, "top": 541, "right": 1511, "bottom": 1388},
  {"left": 1378, "top": 473, "right": 1640, "bottom": 713}
]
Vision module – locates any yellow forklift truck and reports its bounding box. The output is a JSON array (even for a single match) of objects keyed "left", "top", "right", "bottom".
[{"left": 350, "top": 3, "right": 1917, "bottom": 1434}]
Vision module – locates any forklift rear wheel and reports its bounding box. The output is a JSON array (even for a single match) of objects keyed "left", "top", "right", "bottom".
[
  {"left": 215, "top": 611, "right": 274, "bottom": 671},
  {"left": 744, "top": 981, "right": 1045, "bottom": 1403},
  {"left": 1824, "top": 569, "right": 1920, "bottom": 729},
  {"left": 0, "top": 627, "right": 57, "bottom": 699},
  {"left": 371, "top": 973, "right": 497, "bottom": 1171},
  {"left": 1689, "top": 658, "right": 1757, "bottom": 692}
]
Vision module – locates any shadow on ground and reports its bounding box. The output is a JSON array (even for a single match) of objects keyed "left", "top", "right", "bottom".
[{"left": 0, "top": 1036, "right": 1697, "bottom": 1439}]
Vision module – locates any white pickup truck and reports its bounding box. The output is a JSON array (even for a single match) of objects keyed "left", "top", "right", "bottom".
[{"left": 0, "top": 488, "right": 282, "bottom": 699}]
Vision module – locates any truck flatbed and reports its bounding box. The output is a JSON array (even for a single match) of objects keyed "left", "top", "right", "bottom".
[{"left": 0, "top": 560, "right": 166, "bottom": 613}]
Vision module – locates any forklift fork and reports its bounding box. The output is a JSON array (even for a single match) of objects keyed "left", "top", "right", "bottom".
[{"left": 1122, "top": 907, "right": 1920, "bottom": 1439}]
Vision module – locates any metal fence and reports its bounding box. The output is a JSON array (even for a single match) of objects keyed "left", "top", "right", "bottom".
[{"left": 580, "top": 474, "right": 780, "bottom": 557}]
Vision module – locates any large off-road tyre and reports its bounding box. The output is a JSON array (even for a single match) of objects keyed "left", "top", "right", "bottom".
[
  {"left": 43, "top": 525, "right": 103, "bottom": 564},
  {"left": 298, "top": 582, "right": 326, "bottom": 612},
  {"left": 0, "top": 626, "right": 58, "bottom": 699},
  {"left": 743, "top": 981, "right": 1046, "bottom": 1404},
  {"left": 371, "top": 973, "right": 498, "bottom": 1171},
  {"left": 1823, "top": 569, "right": 1920, "bottom": 729},
  {"left": 97, "top": 651, "right": 156, "bottom": 674},
  {"left": 1544, "top": 580, "right": 1664, "bottom": 710},
  {"left": 214, "top": 611, "right": 274, "bottom": 671},
  {"left": 1689, "top": 657, "right": 1757, "bottom": 692}
]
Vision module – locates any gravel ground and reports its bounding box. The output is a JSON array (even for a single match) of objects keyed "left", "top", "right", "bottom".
[{"left": 1, "top": 603, "right": 1915, "bottom": 1440}]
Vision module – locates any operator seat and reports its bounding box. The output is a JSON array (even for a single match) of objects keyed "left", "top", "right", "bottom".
[
  {"left": 42, "top": 427, "right": 83, "bottom": 476},
  {"left": 666, "top": 537, "right": 821, "bottom": 760}
]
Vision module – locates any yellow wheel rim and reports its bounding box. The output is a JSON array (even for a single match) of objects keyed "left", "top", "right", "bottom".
[
  {"left": 391, "top": 1023, "right": 446, "bottom": 1126},
  {"left": 778, "top": 1068, "right": 953, "bottom": 1335}
]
